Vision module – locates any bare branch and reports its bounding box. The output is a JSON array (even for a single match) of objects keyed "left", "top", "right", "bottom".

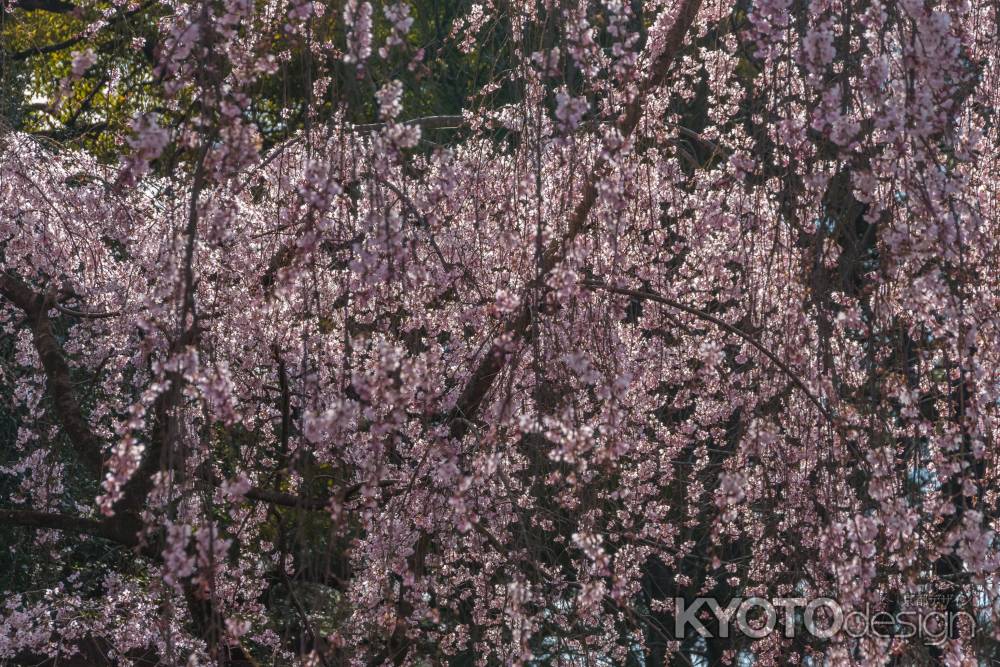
[
  {"left": 0, "top": 508, "right": 138, "bottom": 546},
  {"left": 54, "top": 303, "right": 122, "bottom": 319},
  {"left": 245, "top": 488, "right": 329, "bottom": 512},
  {"left": 7, "top": 0, "right": 76, "bottom": 12},
  {"left": 8, "top": 0, "right": 156, "bottom": 61},
  {"left": 244, "top": 478, "right": 399, "bottom": 512}
]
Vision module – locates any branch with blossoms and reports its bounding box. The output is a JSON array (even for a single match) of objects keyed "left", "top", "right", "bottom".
[
  {"left": 580, "top": 280, "right": 836, "bottom": 425},
  {"left": 448, "top": 0, "right": 705, "bottom": 434},
  {"left": 0, "top": 266, "right": 379, "bottom": 522},
  {"left": 1, "top": 0, "right": 998, "bottom": 663},
  {"left": 0, "top": 272, "right": 105, "bottom": 474}
]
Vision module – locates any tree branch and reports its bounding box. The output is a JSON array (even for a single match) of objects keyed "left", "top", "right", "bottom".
[
  {"left": 8, "top": 0, "right": 156, "bottom": 61},
  {"left": 0, "top": 508, "right": 138, "bottom": 546},
  {"left": 244, "top": 478, "right": 398, "bottom": 512},
  {"left": 54, "top": 303, "right": 122, "bottom": 319},
  {"left": 445, "top": 0, "right": 704, "bottom": 436},
  {"left": 7, "top": 0, "right": 76, "bottom": 12},
  {"left": 581, "top": 280, "right": 838, "bottom": 425},
  {"left": 245, "top": 488, "right": 329, "bottom": 512},
  {"left": 0, "top": 273, "right": 105, "bottom": 474},
  {"left": 350, "top": 115, "right": 465, "bottom": 134}
]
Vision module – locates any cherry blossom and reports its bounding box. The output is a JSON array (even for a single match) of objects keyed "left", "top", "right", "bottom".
[{"left": 1, "top": 0, "right": 998, "bottom": 664}]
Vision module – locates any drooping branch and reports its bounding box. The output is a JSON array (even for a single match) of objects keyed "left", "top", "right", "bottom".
[
  {"left": 580, "top": 280, "right": 869, "bottom": 471},
  {"left": 446, "top": 0, "right": 704, "bottom": 435},
  {"left": 581, "top": 280, "right": 839, "bottom": 426}
]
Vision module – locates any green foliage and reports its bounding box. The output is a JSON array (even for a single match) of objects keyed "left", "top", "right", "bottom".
[{"left": 2, "top": 0, "right": 519, "bottom": 162}]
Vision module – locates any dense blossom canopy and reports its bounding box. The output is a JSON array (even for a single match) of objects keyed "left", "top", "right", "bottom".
[{"left": 0, "top": 0, "right": 999, "bottom": 664}]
